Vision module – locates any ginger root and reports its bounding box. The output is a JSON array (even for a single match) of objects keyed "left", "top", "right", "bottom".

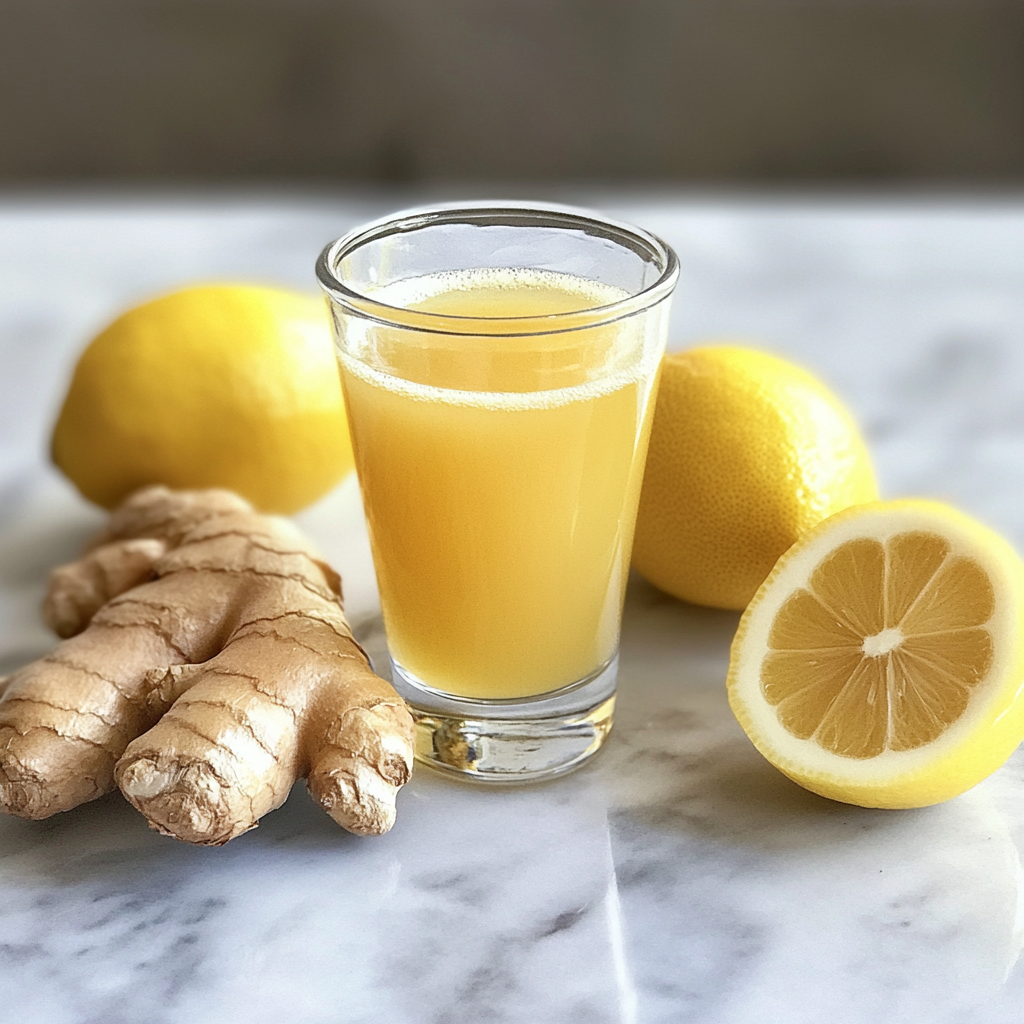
[{"left": 0, "top": 486, "right": 415, "bottom": 844}]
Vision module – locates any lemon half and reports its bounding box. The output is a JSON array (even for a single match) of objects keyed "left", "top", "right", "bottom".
[{"left": 728, "top": 500, "right": 1024, "bottom": 808}]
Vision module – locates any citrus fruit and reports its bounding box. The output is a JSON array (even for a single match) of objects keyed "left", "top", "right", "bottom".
[
  {"left": 632, "top": 345, "right": 878, "bottom": 610},
  {"left": 52, "top": 284, "right": 353, "bottom": 514},
  {"left": 727, "top": 499, "right": 1024, "bottom": 808}
]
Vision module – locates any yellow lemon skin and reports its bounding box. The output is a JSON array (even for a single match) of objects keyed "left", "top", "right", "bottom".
[
  {"left": 631, "top": 345, "right": 879, "bottom": 610},
  {"left": 52, "top": 284, "right": 354, "bottom": 515},
  {"left": 727, "top": 500, "right": 1024, "bottom": 809}
]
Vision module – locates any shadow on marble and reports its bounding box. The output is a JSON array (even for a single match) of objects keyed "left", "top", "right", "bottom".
[
  {"left": 620, "top": 573, "right": 742, "bottom": 663},
  {"left": 0, "top": 467, "right": 104, "bottom": 679},
  {"left": 0, "top": 517, "right": 97, "bottom": 588},
  {"left": 0, "top": 467, "right": 103, "bottom": 582},
  {"left": 0, "top": 780, "right": 378, "bottom": 885}
]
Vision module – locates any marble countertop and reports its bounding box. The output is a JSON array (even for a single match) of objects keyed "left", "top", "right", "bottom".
[{"left": 3, "top": 190, "right": 1024, "bottom": 1023}]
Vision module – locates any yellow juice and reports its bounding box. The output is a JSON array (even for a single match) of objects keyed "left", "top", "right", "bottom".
[{"left": 338, "top": 268, "right": 661, "bottom": 699}]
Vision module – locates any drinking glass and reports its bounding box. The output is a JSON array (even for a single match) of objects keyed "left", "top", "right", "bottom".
[{"left": 317, "top": 201, "right": 678, "bottom": 782}]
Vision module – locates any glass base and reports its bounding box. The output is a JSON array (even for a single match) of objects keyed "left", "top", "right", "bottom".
[{"left": 389, "top": 655, "right": 618, "bottom": 783}]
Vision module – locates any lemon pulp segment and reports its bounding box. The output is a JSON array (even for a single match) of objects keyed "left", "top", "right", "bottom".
[{"left": 763, "top": 532, "right": 994, "bottom": 758}]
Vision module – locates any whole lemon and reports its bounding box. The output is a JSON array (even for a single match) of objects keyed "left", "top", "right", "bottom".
[
  {"left": 52, "top": 284, "right": 353, "bottom": 514},
  {"left": 632, "top": 345, "right": 878, "bottom": 610}
]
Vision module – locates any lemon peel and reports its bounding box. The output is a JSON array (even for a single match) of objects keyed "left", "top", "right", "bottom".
[
  {"left": 52, "top": 284, "right": 353, "bottom": 514},
  {"left": 632, "top": 345, "right": 878, "bottom": 610}
]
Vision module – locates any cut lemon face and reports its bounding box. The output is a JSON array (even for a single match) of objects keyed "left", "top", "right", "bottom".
[{"left": 727, "top": 500, "right": 1024, "bottom": 808}]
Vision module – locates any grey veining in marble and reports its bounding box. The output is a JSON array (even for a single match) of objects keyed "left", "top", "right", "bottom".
[{"left": 3, "top": 192, "right": 1024, "bottom": 1023}]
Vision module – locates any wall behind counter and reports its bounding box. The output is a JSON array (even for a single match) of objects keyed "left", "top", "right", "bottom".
[{"left": 3, "top": 0, "right": 1024, "bottom": 185}]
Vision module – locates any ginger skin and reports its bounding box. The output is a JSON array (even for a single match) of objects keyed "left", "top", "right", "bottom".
[{"left": 0, "top": 486, "right": 415, "bottom": 844}]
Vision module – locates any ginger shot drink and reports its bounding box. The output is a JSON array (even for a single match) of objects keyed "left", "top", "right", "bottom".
[{"left": 317, "top": 203, "right": 678, "bottom": 781}]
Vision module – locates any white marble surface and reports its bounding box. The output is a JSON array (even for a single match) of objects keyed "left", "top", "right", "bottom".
[{"left": 3, "top": 190, "right": 1024, "bottom": 1022}]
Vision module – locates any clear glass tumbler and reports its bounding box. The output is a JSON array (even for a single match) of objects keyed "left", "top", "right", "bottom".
[{"left": 317, "top": 201, "right": 678, "bottom": 782}]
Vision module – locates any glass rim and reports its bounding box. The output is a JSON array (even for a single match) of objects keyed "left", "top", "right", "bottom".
[{"left": 315, "top": 199, "right": 680, "bottom": 337}]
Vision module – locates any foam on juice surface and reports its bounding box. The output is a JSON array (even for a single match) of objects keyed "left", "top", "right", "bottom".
[
  {"left": 377, "top": 266, "right": 629, "bottom": 317},
  {"left": 341, "top": 268, "right": 659, "bottom": 410}
]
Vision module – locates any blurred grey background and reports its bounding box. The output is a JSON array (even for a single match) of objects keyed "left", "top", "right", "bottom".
[{"left": 2, "top": 0, "right": 1024, "bottom": 186}]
